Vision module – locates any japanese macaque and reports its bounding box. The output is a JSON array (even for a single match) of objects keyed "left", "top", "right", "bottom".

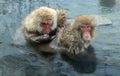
[
  {"left": 51, "top": 15, "right": 97, "bottom": 73},
  {"left": 56, "top": 9, "right": 66, "bottom": 28},
  {"left": 18, "top": 6, "right": 60, "bottom": 55},
  {"left": 22, "top": 6, "right": 57, "bottom": 44},
  {"left": 50, "top": 15, "right": 96, "bottom": 55},
  {"left": 70, "top": 15, "right": 96, "bottom": 48}
]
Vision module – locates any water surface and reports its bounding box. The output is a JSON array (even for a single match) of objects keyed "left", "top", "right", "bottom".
[{"left": 0, "top": 0, "right": 120, "bottom": 76}]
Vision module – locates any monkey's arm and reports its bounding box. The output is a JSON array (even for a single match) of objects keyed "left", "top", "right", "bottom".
[
  {"left": 23, "top": 30, "right": 53, "bottom": 44},
  {"left": 49, "top": 38, "right": 84, "bottom": 54}
]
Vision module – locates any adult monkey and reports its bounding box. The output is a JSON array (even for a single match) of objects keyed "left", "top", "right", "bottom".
[
  {"left": 51, "top": 15, "right": 96, "bottom": 54},
  {"left": 22, "top": 6, "right": 57, "bottom": 44},
  {"left": 21, "top": 7, "right": 68, "bottom": 54},
  {"left": 20, "top": 6, "right": 59, "bottom": 54},
  {"left": 50, "top": 15, "right": 97, "bottom": 73}
]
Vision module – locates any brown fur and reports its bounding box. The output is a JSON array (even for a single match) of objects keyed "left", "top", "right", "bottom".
[
  {"left": 56, "top": 26, "right": 84, "bottom": 54},
  {"left": 70, "top": 15, "right": 96, "bottom": 48},
  {"left": 20, "top": 7, "right": 59, "bottom": 54},
  {"left": 22, "top": 6, "right": 57, "bottom": 33},
  {"left": 55, "top": 15, "right": 96, "bottom": 54},
  {"left": 56, "top": 9, "right": 66, "bottom": 28}
]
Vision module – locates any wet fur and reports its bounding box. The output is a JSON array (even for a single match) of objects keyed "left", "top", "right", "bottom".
[
  {"left": 21, "top": 7, "right": 59, "bottom": 53},
  {"left": 54, "top": 15, "right": 96, "bottom": 54},
  {"left": 56, "top": 9, "right": 66, "bottom": 28},
  {"left": 22, "top": 6, "right": 57, "bottom": 33},
  {"left": 56, "top": 26, "right": 84, "bottom": 54},
  {"left": 70, "top": 15, "right": 96, "bottom": 48}
]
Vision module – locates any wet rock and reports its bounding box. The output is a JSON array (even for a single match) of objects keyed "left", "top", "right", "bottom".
[{"left": 91, "top": 15, "right": 112, "bottom": 26}]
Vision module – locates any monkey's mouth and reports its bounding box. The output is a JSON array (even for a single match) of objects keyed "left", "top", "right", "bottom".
[
  {"left": 82, "top": 31, "right": 91, "bottom": 41},
  {"left": 83, "top": 37, "right": 91, "bottom": 41},
  {"left": 42, "top": 27, "right": 50, "bottom": 34}
]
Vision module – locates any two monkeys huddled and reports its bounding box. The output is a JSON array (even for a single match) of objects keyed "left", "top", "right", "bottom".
[{"left": 21, "top": 6, "right": 96, "bottom": 57}]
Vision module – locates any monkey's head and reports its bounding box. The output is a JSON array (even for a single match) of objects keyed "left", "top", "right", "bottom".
[
  {"left": 71, "top": 15, "right": 96, "bottom": 42},
  {"left": 35, "top": 7, "right": 57, "bottom": 34},
  {"left": 56, "top": 9, "right": 66, "bottom": 28},
  {"left": 24, "top": 7, "right": 57, "bottom": 34}
]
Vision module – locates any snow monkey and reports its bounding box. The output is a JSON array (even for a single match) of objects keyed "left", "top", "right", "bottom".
[
  {"left": 52, "top": 15, "right": 96, "bottom": 55},
  {"left": 70, "top": 15, "right": 96, "bottom": 48},
  {"left": 55, "top": 9, "right": 66, "bottom": 28},
  {"left": 22, "top": 6, "right": 58, "bottom": 44},
  {"left": 21, "top": 7, "right": 68, "bottom": 54},
  {"left": 19, "top": 6, "right": 59, "bottom": 55}
]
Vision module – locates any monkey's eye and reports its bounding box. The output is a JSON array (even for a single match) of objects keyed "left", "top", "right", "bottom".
[
  {"left": 80, "top": 26, "right": 86, "bottom": 28},
  {"left": 40, "top": 22, "right": 46, "bottom": 25},
  {"left": 80, "top": 25, "right": 91, "bottom": 31},
  {"left": 86, "top": 26, "right": 91, "bottom": 30}
]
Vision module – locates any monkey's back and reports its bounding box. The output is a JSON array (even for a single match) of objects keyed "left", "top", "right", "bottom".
[{"left": 56, "top": 27, "right": 83, "bottom": 52}]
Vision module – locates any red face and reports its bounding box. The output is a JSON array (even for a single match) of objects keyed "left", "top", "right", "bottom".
[
  {"left": 80, "top": 25, "right": 91, "bottom": 41},
  {"left": 40, "top": 22, "right": 52, "bottom": 34}
]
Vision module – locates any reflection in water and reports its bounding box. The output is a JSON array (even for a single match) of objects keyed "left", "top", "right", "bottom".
[
  {"left": 99, "top": 0, "right": 116, "bottom": 13},
  {"left": 25, "top": 40, "right": 57, "bottom": 59},
  {"left": 61, "top": 45, "right": 97, "bottom": 73},
  {"left": 100, "top": 0, "right": 116, "bottom": 7}
]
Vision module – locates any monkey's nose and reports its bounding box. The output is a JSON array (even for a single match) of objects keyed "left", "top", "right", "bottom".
[{"left": 83, "top": 32, "right": 91, "bottom": 41}]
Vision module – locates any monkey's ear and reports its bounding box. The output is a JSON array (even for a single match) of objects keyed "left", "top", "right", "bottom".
[{"left": 49, "top": 38, "right": 65, "bottom": 50}]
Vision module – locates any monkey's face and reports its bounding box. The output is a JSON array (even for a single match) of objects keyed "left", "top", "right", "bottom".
[
  {"left": 79, "top": 24, "right": 92, "bottom": 41},
  {"left": 40, "top": 16, "right": 53, "bottom": 34},
  {"left": 72, "top": 15, "right": 95, "bottom": 41}
]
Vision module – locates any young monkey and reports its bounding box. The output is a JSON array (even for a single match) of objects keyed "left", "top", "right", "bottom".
[{"left": 56, "top": 9, "right": 66, "bottom": 28}]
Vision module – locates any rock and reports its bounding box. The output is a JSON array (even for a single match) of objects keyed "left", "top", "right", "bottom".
[{"left": 90, "top": 15, "right": 112, "bottom": 26}]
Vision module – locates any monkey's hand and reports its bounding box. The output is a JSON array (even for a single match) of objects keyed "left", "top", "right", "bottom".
[
  {"left": 33, "top": 35, "right": 49, "bottom": 40},
  {"left": 43, "top": 34, "right": 50, "bottom": 39},
  {"left": 30, "top": 34, "right": 51, "bottom": 43},
  {"left": 50, "top": 35, "right": 56, "bottom": 40}
]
